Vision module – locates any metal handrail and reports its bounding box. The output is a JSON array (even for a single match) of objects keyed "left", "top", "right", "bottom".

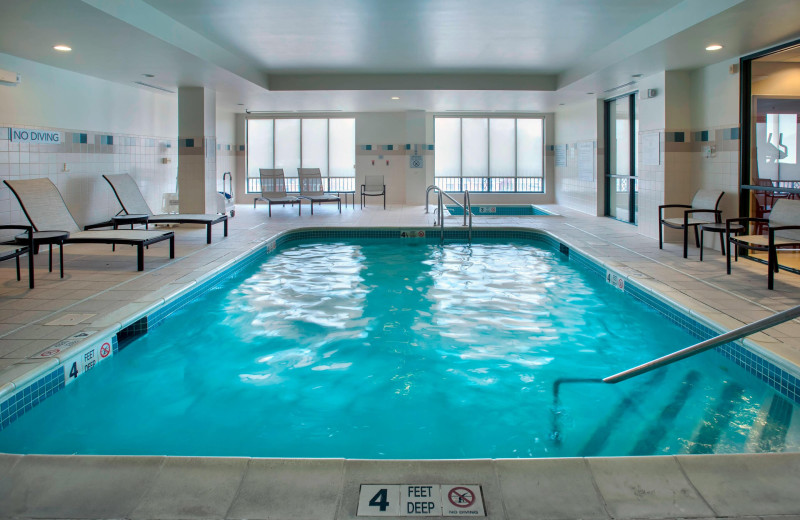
[
  {"left": 553, "top": 303, "right": 800, "bottom": 402},
  {"left": 549, "top": 304, "right": 800, "bottom": 443},
  {"left": 426, "top": 185, "right": 463, "bottom": 214},
  {"left": 464, "top": 190, "right": 472, "bottom": 242},
  {"left": 437, "top": 190, "right": 444, "bottom": 243}
]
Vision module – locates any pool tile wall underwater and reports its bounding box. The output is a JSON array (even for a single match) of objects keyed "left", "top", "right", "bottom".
[{"left": 2, "top": 228, "right": 799, "bottom": 435}]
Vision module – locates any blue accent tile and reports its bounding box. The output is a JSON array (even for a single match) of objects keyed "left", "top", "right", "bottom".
[
  {"left": 186, "top": 138, "right": 194, "bottom": 148},
  {"left": 365, "top": 145, "right": 372, "bottom": 151},
  {"left": 427, "top": 144, "right": 434, "bottom": 150},
  {"left": 405, "top": 144, "right": 411, "bottom": 150},
  {"left": 80, "top": 133, "right": 87, "bottom": 144},
  {"left": 239, "top": 145, "right": 245, "bottom": 151},
  {"left": 674, "top": 132, "right": 684, "bottom": 143}
]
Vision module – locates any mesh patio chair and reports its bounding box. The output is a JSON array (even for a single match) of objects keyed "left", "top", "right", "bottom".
[
  {"left": 4, "top": 178, "right": 174, "bottom": 271},
  {"left": 726, "top": 198, "right": 800, "bottom": 289},
  {"left": 254, "top": 169, "right": 301, "bottom": 217},
  {"left": 102, "top": 174, "right": 228, "bottom": 244},
  {"left": 360, "top": 175, "right": 386, "bottom": 209},
  {"left": 0, "top": 225, "right": 34, "bottom": 288},
  {"left": 659, "top": 190, "right": 724, "bottom": 258},
  {"left": 297, "top": 168, "right": 341, "bottom": 214}
]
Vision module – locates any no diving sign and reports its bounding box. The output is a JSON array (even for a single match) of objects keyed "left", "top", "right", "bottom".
[{"left": 357, "top": 484, "right": 484, "bottom": 517}]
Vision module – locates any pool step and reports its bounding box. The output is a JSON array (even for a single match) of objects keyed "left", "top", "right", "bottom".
[
  {"left": 688, "top": 381, "right": 746, "bottom": 454},
  {"left": 578, "top": 370, "right": 668, "bottom": 457},
  {"left": 627, "top": 370, "right": 701, "bottom": 456},
  {"left": 751, "top": 394, "right": 794, "bottom": 452}
]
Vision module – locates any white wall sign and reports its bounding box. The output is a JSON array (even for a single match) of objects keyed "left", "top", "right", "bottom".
[
  {"left": 11, "top": 128, "right": 63, "bottom": 144},
  {"left": 642, "top": 133, "right": 660, "bottom": 166},
  {"left": 555, "top": 144, "right": 567, "bottom": 166},
  {"left": 577, "top": 141, "right": 595, "bottom": 181},
  {"left": 358, "top": 484, "right": 485, "bottom": 517}
]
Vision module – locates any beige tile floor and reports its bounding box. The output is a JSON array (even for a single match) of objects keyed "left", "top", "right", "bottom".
[{"left": 1, "top": 200, "right": 800, "bottom": 519}]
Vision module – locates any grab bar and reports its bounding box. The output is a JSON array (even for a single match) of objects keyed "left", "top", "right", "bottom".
[
  {"left": 425, "top": 185, "right": 463, "bottom": 214},
  {"left": 550, "top": 303, "right": 800, "bottom": 442},
  {"left": 554, "top": 303, "right": 800, "bottom": 401},
  {"left": 464, "top": 190, "right": 472, "bottom": 242}
]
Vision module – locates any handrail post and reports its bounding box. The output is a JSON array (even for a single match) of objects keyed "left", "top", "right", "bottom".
[{"left": 438, "top": 191, "right": 444, "bottom": 244}]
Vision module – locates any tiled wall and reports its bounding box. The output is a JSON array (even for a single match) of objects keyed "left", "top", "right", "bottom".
[
  {"left": 554, "top": 141, "right": 600, "bottom": 215},
  {"left": 638, "top": 126, "right": 739, "bottom": 244},
  {"left": 0, "top": 125, "right": 178, "bottom": 228}
]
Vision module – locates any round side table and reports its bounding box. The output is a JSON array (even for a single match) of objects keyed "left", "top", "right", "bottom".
[
  {"left": 699, "top": 222, "right": 744, "bottom": 261},
  {"left": 15, "top": 230, "right": 70, "bottom": 278}
]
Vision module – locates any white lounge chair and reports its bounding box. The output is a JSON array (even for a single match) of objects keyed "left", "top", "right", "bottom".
[
  {"left": 297, "top": 168, "right": 341, "bottom": 214},
  {"left": 102, "top": 174, "right": 228, "bottom": 244},
  {"left": 4, "top": 178, "right": 174, "bottom": 271},
  {"left": 254, "top": 169, "right": 301, "bottom": 217}
]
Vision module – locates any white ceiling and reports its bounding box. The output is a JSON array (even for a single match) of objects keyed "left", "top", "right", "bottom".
[{"left": 1, "top": 0, "right": 799, "bottom": 113}]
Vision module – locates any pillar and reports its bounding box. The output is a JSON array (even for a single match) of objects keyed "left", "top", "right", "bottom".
[{"left": 178, "top": 87, "right": 216, "bottom": 214}]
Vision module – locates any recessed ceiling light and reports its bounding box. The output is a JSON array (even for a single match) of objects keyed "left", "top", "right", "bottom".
[
  {"left": 587, "top": 92, "right": 595, "bottom": 95},
  {"left": 391, "top": 97, "right": 400, "bottom": 100},
  {"left": 632, "top": 74, "right": 643, "bottom": 78},
  {"left": 559, "top": 103, "right": 565, "bottom": 106},
  {"left": 142, "top": 73, "right": 155, "bottom": 78},
  {"left": 237, "top": 103, "right": 244, "bottom": 106},
  {"left": 706, "top": 44, "right": 723, "bottom": 51},
  {"left": 53, "top": 45, "right": 72, "bottom": 52}
]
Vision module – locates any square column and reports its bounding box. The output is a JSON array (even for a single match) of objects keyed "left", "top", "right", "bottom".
[{"left": 178, "top": 87, "right": 217, "bottom": 214}]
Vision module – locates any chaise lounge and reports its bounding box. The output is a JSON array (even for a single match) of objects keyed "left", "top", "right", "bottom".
[
  {"left": 102, "top": 174, "right": 228, "bottom": 244},
  {"left": 254, "top": 168, "right": 301, "bottom": 217},
  {"left": 4, "top": 178, "right": 174, "bottom": 271},
  {"left": 297, "top": 168, "right": 341, "bottom": 214}
]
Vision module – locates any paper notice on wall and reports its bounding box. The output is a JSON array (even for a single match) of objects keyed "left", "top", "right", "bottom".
[
  {"left": 555, "top": 144, "right": 567, "bottom": 166},
  {"left": 577, "top": 141, "right": 594, "bottom": 181},
  {"left": 642, "top": 133, "right": 661, "bottom": 166}
]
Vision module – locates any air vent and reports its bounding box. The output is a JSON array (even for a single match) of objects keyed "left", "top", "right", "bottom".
[
  {"left": 604, "top": 81, "right": 637, "bottom": 93},
  {"left": 133, "top": 81, "right": 175, "bottom": 93}
]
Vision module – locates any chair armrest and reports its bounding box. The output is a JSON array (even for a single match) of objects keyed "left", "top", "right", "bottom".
[
  {"left": 726, "top": 217, "right": 767, "bottom": 225},
  {"left": 659, "top": 204, "right": 691, "bottom": 220},
  {"left": 0, "top": 225, "right": 33, "bottom": 248},
  {"left": 769, "top": 225, "right": 800, "bottom": 232}
]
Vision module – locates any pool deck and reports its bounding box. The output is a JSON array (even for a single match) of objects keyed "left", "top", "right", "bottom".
[{"left": 1, "top": 201, "right": 800, "bottom": 519}]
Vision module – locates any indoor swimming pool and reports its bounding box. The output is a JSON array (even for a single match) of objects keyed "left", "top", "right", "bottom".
[{"left": 0, "top": 238, "right": 797, "bottom": 458}]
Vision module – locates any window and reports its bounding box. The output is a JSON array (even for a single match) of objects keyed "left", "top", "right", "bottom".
[
  {"left": 434, "top": 117, "right": 544, "bottom": 192},
  {"left": 246, "top": 118, "right": 355, "bottom": 192}
]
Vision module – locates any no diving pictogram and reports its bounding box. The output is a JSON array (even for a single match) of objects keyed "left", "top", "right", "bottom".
[
  {"left": 99, "top": 342, "right": 111, "bottom": 358},
  {"left": 447, "top": 487, "right": 475, "bottom": 508}
]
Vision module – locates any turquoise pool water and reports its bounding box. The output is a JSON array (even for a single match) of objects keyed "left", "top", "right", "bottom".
[{"left": 0, "top": 239, "right": 797, "bottom": 458}]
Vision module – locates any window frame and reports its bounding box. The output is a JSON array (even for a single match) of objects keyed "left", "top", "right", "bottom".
[
  {"left": 433, "top": 115, "right": 546, "bottom": 193},
  {"left": 245, "top": 116, "right": 356, "bottom": 194}
]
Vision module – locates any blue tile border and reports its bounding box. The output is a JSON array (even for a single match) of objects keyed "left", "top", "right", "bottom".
[{"left": 0, "top": 367, "right": 65, "bottom": 431}]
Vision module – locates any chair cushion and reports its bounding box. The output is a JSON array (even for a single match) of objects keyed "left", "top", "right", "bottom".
[
  {"left": 662, "top": 217, "right": 710, "bottom": 227},
  {"left": 731, "top": 234, "right": 800, "bottom": 247}
]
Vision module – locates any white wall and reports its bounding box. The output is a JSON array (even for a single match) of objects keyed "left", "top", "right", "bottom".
[
  {"left": 0, "top": 53, "right": 176, "bottom": 137},
  {"left": 0, "top": 53, "right": 178, "bottom": 228},
  {"left": 554, "top": 99, "right": 602, "bottom": 215}
]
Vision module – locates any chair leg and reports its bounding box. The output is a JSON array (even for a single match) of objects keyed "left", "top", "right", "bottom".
[
  {"left": 768, "top": 246, "right": 775, "bottom": 290},
  {"left": 206, "top": 224, "right": 212, "bottom": 244},
  {"left": 683, "top": 227, "right": 688, "bottom": 258},
  {"left": 223, "top": 219, "right": 228, "bottom": 237},
  {"left": 137, "top": 243, "right": 144, "bottom": 271},
  {"left": 726, "top": 239, "right": 732, "bottom": 274},
  {"left": 694, "top": 226, "right": 700, "bottom": 248},
  {"left": 268, "top": 203, "right": 272, "bottom": 218},
  {"left": 659, "top": 221, "right": 663, "bottom": 249},
  {"left": 719, "top": 232, "right": 725, "bottom": 255},
  {"left": 15, "top": 255, "right": 20, "bottom": 281}
]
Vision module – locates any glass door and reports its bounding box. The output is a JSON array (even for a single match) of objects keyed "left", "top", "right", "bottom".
[
  {"left": 605, "top": 94, "right": 638, "bottom": 224},
  {"left": 741, "top": 41, "right": 800, "bottom": 271}
]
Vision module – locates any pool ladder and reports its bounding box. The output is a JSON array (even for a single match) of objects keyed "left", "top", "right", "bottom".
[
  {"left": 550, "top": 303, "right": 800, "bottom": 442},
  {"left": 425, "top": 185, "right": 472, "bottom": 243}
]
